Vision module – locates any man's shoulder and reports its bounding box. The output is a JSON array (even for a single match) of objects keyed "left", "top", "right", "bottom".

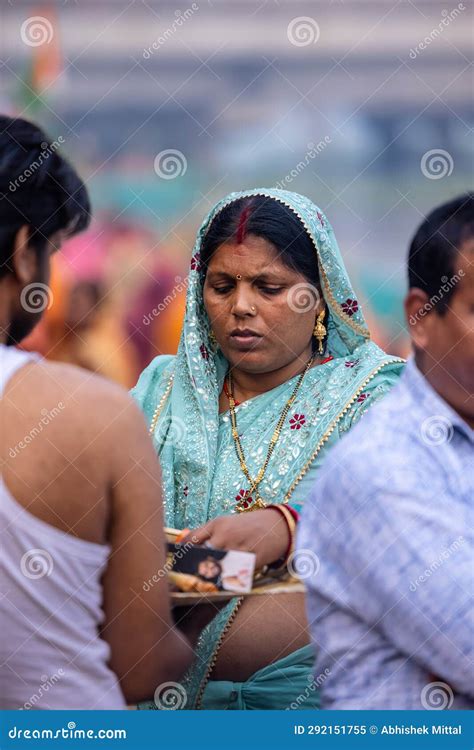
[
  {"left": 24, "top": 358, "right": 135, "bottom": 419},
  {"left": 346, "top": 376, "right": 414, "bottom": 442},
  {"left": 324, "top": 374, "right": 429, "bottom": 485}
]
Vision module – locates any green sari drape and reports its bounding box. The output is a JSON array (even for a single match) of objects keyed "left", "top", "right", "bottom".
[{"left": 131, "top": 188, "right": 404, "bottom": 709}]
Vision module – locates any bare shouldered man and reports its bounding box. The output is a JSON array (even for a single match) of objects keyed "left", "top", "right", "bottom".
[{"left": 0, "top": 116, "right": 192, "bottom": 710}]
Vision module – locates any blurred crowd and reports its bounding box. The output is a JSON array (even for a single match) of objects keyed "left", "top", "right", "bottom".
[{"left": 21, "top": 219, "right": 189, "bottom": 388}]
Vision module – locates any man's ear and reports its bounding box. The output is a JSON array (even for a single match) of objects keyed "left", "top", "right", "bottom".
[
  {"left": 404, "top": 288, "right": 435, "bottom": 350},
  {"left": 10, "top": 225, "right": 37, "bottom": 284}
]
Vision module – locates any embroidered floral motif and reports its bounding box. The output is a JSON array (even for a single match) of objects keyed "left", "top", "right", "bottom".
[
  {"left": 317, "top": 211, "right": 325, "bottom": 227},
  {"left": 341, "top": 298, "right": 359, "bottom": 317},
  {"left": 190, "top": 253, "right": 201, "bottom": 272},
  {"left": 199, "top": 344, "right": 209, "bottom": 360},
  {"left": 183, "top": 486, "right": 189, "bottom": 496},
  {"left": 289, "top": 413, "right": 306, "bottom": 430},
  {"left": 356, "top": 392, "right": 369, "bottom": 403},
  {"left": 345, "top": 359, "right": 360, "bottom": 368},
  {"left": 235, "top": 489, "right": 253, "bottom": 509}
]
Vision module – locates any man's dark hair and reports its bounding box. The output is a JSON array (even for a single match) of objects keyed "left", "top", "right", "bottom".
[
  {"left": 408, "top": 193, "right": 474, "bottom": 314},
  {"left": 0, "top": 116, "right": 91, "bottom": 278}
]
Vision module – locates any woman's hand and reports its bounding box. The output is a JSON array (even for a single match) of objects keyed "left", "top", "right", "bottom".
[{"left": 181, "top": 509, "right": 290, "bottom": 569}]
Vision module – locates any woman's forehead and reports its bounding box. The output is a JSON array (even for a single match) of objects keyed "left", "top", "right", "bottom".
[{"left": 206, "top": 235, "right": 303, "bottom": 275}]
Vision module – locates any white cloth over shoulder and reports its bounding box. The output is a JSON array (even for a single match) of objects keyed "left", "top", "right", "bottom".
[{"left": 0, "top": 344, "right": 125, "bottom": 709}]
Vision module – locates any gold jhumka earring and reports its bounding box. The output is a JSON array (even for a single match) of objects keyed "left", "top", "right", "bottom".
[{"left": 313, "top": 309, "right": 327, "bottom": 354}]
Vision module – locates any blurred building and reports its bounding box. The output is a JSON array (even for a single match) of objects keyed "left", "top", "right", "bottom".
[{"left": 2, "top": 0, "right": 472, "bottom": 365}]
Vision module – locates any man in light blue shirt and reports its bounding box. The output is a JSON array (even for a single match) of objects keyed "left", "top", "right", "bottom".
[{"left": 298, "top": 194, "right": 474, "bottom": 709}]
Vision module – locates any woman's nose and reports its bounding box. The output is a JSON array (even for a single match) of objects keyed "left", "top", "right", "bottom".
[{"left": 231, "top": 286, "right": 257, "bottom": 316}]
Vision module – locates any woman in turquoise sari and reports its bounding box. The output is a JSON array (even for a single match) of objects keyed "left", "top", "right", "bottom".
[{"left": 131, "top": 188, "right": 404, "bottom": 710}]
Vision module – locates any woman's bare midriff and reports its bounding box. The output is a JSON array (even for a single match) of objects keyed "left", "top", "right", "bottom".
[{"left": 210, "top": 591, "right": 310, "bottom": 681}]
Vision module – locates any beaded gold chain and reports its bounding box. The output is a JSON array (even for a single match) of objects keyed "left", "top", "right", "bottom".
[{"left": 227, "top": 355, "right": 315, "bottom": 512}]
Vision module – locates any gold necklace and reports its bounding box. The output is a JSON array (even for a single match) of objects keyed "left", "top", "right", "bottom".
[{"left": 227, "top": 355, "right": 315, "bottom": 512}]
